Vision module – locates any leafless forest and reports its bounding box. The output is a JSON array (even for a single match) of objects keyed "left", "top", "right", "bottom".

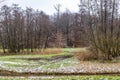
[
  {"left": 0, "top": 0, "right": 119, "bottom": 59},
  {"left": 0, "top": 0, "right": 120, "bottom": 79}
]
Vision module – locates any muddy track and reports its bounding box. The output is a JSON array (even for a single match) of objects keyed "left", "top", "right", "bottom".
[
  {"left": 0, "top": 70, "right": 120, "bottom": 76},
  {"left": 15, "top": 55, "right": 74, "bottom": 61}
]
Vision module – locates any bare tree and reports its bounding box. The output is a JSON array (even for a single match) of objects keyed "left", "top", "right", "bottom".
[{"left": 79, "top": 0, "right": 120, "bottom": 59}]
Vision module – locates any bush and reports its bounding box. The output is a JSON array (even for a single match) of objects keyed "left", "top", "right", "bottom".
[
  {"left": 86, "top": 47, "right": 113, "bottom": 60},
  {"left": 75, "top": 47, "right": 111, "bottom": 61},
  {"left": 75, "top": 50, "right": 97, "bottom": 61}
]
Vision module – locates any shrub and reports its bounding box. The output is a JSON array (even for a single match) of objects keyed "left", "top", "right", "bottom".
[
  {"left": 86, "top": 47, "right": 113, "bottom": 60},
  {"left": 75, "top": 50, "right": 97, "bottom": 61}
]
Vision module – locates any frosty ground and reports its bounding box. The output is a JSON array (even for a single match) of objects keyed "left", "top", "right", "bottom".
[{"left": 0, "top": 48, "right": 120, "bottom": 79}]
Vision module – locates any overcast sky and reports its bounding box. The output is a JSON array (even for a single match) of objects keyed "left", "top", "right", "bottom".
[{"left": 1, "top": 0, "right": 80, "bottom": 15}]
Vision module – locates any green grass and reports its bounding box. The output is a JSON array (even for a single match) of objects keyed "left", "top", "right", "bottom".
[
  {"left": 1, "top": 57, "right": 77, "bottom": 71},
  {"left": 0, "top": 48, "right": 119, "bottom": 78},
  {"left": 0, "top": 75, "right": 119, "bottom": 80},
  {"left": 48, "top": 75, "right": 120, "bottom": 80},
  {"left": 63, "top": 48, "right": 86, "bottom": 52},
  {"left": 0, "top": 48, "right": 85, "bottom": 53},
  {"left": 47, "top": 76, "right": 120, "bottom": 80},
  {"left": 0, "top": 52, "right": 69, "bottom": 59},
  {"left": 0, "top": 48, "right": 79, "bottom": 61},
  {"left": 43, "top": 57, "right": 77, "bottom": 69},
  {"left": 0, "top": 48, "right": 78, "bottom": 71}
]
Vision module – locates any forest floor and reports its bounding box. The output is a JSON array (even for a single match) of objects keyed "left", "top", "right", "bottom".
[{"left": 0, "top": 48, "right": 120, "bottom": 79}]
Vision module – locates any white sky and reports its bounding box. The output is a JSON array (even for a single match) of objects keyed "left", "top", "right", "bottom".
[{"left": 1, "top": 0, "right": 80, "bottom": 15}]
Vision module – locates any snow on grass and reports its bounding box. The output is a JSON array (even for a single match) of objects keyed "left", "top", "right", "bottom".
[
  {"left": 0, "top": 48, "right": 120, "bottom": 74},
  {"left": 0, "top": 49, "right": 77, "bottom": 73}
]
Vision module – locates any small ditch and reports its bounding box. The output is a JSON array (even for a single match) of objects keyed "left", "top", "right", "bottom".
[
  {"left": 14, "top": 55, "right": 74, "bottom": 61},
  {"left": 0, "top": 69, "right": 120, "bottom": 76}
]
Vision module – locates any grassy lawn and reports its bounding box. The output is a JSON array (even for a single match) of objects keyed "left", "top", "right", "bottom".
[
  {"left": 0, "top": 75, "right": 119, "bottom": 80},
  {"left": 0, "top": 48, "right": 120, "bottom": 78},
  {"left": 0, "top": 48, "right": 85, "bottom": 53},
  {"left": 0, "top": 48, "right": 80, "bottom": 72}
]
